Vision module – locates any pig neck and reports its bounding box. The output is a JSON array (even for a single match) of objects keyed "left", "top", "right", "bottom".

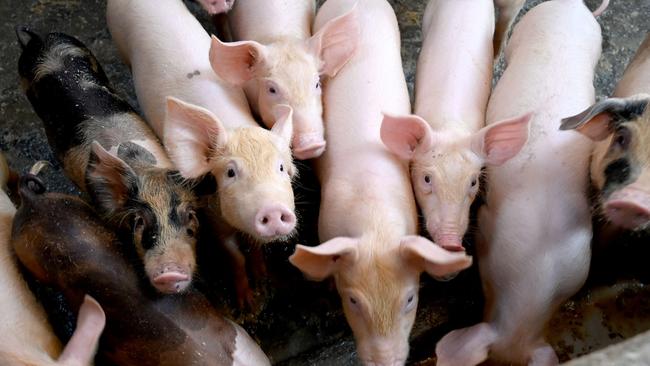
[
  {"left": 229, "top": 0, "right": 314, "bottom": 43},
  {"left": 413, "top": 0, "right": 494, "bottom": 134}
]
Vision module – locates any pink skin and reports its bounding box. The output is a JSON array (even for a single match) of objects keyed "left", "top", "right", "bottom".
[
  {"left": 212, "top": 0, "right": 360, "bottom": 159},
  {"left": 152, "top": 264, "right": 191, "bottom": 294},
  {"left": 289, "top": 1, "right": 472, "bottom": 365},
  {"left": 196, "top": 0, "right": 234, "bottom": 15},
  {"left": 436, "top": 0, "right": 605, "bottom": 365},
  {"left": 380, "top": 0, "right": 530, "bottom": 251}
]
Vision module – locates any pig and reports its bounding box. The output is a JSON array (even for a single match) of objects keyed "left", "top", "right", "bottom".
[
  {"left": 212, "top": 0, "right": 359, "bottom": 159},
  {"left": 106, "top": 0, "right": 297, "bottom": 307},
  {"left": 17, "top": 29, "right": 201, "bottom": 294},
  {"left": 0, "top": 155, "right": 105, "bottom": 366},
  {"left": 12, "top": 173, "right": 271, "bottom": 366},
  {"left": 380, "top": 0, "right": 531, "bottom": 251},
  {"left": 560, "top": 34, "right": 650, "bottom": 231},
  {"left": 196, "top": 0, "right": 234, "bottom": 15},
  {"left": 288, "top": 0, "right": 473, "bottom": 364},
  {"left": 435, "top": 0, "right": 607, "bottom": 365}
]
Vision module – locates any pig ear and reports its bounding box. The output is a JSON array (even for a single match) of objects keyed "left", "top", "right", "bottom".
[
  {"left": 164, "top": 96, "right": 227, "bottom": 179},
  {"left": 560, "top": 96, "right": 650, "bottom": 141},
  {"left": 309, "top": 4, "right": 360, "bottom": 77},
  {"left": 381, "top": 113, "right": 434, "bottom": 160},
  {"left": 209, "top": 35, "right": 268, "bottom": 86},
  {"left": 400, "top": 235, "right": 472, "bottom": 278},
  {"left": 471, "top": 112, "right": 532, "bottom": 166},
  {"left": 270, "top": 104, "right": 294, "bottom": 145},
  {"left": 289, "top": 238, "right": 359, "bottom": 281},
  {"left": 57, "top": 294, "right": 105, "bottom": 365},
  {"left": 86, "top": 141, "right": 139, "bottom": 214}
]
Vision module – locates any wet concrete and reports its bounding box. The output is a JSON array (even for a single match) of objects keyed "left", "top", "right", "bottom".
[{"left": 0, "top": 0, "right": 649, "bottom": 365}]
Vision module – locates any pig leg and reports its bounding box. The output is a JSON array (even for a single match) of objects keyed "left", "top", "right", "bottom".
[
  {"left": 435, "top": 322, "right": 496, "bottom": 366},
  {"left": 529, "top": 345, "right": 559, "bottom": 366},
  {"left": 57, "top": 295, "right": 105, "bottom": 365},
  {"left": 493, "top": 0, "right": 525, "bottom": 57},
  {"left": 223, "top": 236, "right": 255, "bottom": 309}
]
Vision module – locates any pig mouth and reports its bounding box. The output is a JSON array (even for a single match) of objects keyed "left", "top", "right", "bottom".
[{"left": 152, "top": 269, "right": 191, "bottom": 294}]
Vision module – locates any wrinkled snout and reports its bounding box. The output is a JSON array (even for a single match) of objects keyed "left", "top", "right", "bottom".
[
  {"left": 357, "top": 338, "right": 408, "bottom": 366},
  {"left": 292, "top": 132, "right": 326, "bottom": 160},
  {"left": 254, "top": 204, "right": 296, "bottom": 239},
  {"left": 151, "top": 263, "right": 192, "bottom": 294},
  {"left": 433, "top": 232, "right": 466, "bottom": 252},
  {"left": 604, "top": 188, "right": 650, "bottom": 230}
]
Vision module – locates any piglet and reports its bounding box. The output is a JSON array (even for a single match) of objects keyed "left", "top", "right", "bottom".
[
  {"left": 17, "top": 30, "right": 201, "bottom": 294},
  {"left": 12, "top": 173, "right": 270, "bottom": 366},
  {"left": 213, "top": 0, "right": 359, "bottom": 159},
  {"left": 107, "top": 0, "right": 298, "bottom": 307},
  {"left": 560, "top": 33, "right": 650, "bottom": 231},
  {"left": 435, "top": 0, "right": 606, "bottom": 364},
  {"left": 381, "top": 0, "right": 530, "bottom": 251},
  {"left": 289, "top": 0, "right": 472, "bottom": 364},
  {"left": 0, "top": 155, "right": 105, "bottom": 366}
]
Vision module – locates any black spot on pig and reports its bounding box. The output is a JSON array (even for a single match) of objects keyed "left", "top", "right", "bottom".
[
  {"left": 186, "top": 70, "right": 201, "bottom": 79},
  {"left": 133, "top": 202, "right": 161, "bottom": 252},
  {"left": 118, "top": 142, "right": 157, "bottom": 167},
  {"left": 603, "top": 158, "right": 635, "bottom": 196}
]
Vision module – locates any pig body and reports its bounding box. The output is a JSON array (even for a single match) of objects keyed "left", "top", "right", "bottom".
[
  {"left": 0, "top": 156, "right": 104, "bottom": 366},
  {"left": 107, "top": 0, "right": 298, "bottom": 307},
  {"left": 17, "top": 30, "right": 200, "bottom": 295},
  {"left": 561, "top": 34, "right": 650, "bottom": 231},
  {"left": 216, "top": 0, "right": 359, "bottom": 159},
  {"left": 435, "top": 1, "right": 603, "bottom": 365},
  {"left": 381, "top": 0, "right": 531, "bottom": 251},
  {"left": 11, "top": 174, "right": 270, "bottom": 366},
  {"left": 289, "top": 0, "right": 472, "bottom": 364}
]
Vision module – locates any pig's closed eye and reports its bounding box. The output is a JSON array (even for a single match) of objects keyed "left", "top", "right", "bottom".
[
  {"left": 350, "top": 297, "right": 357, "bottom": 305},
  {"left": 614, "top": 128, "right": 630, "bottom": 150},
  {"left": 134, "top": 216, "right": 144, "bottom": 232}
]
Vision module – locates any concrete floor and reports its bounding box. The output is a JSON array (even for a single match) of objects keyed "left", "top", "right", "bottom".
[{"left": 0, "top": 0, "right": 649, "bottom": 365}]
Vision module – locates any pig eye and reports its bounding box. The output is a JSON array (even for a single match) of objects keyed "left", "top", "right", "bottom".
[
  {"left": 280, "top": 163, "right": 284, "bottom": 172},
  {"left": 614, "top": 128, "right": 631, "bottom": 150},
  {"left": 424, "top": 175, "right": 431, "bottom": 184},
  {"left": 316, "top": 80, "right": 321, "bottom": 89},
  {"left": 349, "top": 297, "right": 357, "bottom": 305},
  {"left": 227, "top": 168, "right": 236, "bottom": 178},
  {"left": 404, "top": 292, "right": 417, "bottom": 312},
  {"left": 407, "top": 295, "right": 414, "bottom": 303},
  {"left": 268, "top": 86, "right": 277, "bottom": 94},
  {"left": 134, "top": 216, "right": 144, "bottom": 232},
  {"left": 471, "top": 179, "right": 478, "bottom": 187}
]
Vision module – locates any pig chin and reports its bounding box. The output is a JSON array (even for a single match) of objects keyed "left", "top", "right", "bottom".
[{"left": 292, "top": 133, "right": 326, "bottom": 160}]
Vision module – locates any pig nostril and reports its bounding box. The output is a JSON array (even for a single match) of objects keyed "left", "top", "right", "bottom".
[
  {"left": 280, "top": 214, "right": 287, "bottom": 222},
  {"left": 261, "top": 217, "right": 269, "bottom": 224}
]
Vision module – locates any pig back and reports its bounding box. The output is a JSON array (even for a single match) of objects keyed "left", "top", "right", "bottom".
[
  {"left": 614, "top": 34, "right": 650, "bottom": 97},
  {"left": 314, "top": 0, "right": 415, "bottom": 238},
  {"left": 106, "top": 0, "right": 256, "bottom": 137},
  {"left": 11, "top": 176, "right": 244, "bottom": 366},
  {"left": 229, "top": 0, "right": 315, "bottom": 42}
]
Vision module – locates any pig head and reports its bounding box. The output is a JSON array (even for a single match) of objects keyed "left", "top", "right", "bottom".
[
  {"left": 290, "top": 234, "right": 471, "bottom": 365},
  {"left": 381, "top": 113, "right": 531, "bottom": 250},
  {"left": 209, "top": 6, "right": 360, "bottom": 159},
  {"left": 561, "top": 95, "right": 650, "bottom": 230},
  {"left": 164, "top": 97, "right": 297, "bottom": 243}
]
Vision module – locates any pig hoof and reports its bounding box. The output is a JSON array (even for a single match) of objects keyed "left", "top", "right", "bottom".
[{"left": 152, "top": 271, "right": 191, "bottom": 294}]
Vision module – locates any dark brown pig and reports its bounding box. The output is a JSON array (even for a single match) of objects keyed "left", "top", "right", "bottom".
[
  {"left": 11, "top": 174, "right": 270, "bottom": 366},
  {"left": 17, "top": 29, "right": 204, "bottom": 294}
]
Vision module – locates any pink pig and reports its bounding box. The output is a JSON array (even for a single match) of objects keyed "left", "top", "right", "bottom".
[
  {"left": 435, "top": 1, "right": 607, "bottom": 365},
  {"left": 289, "top": 0, "right": 472, "bottom": 365},
  {"left": 381, "top": 0, "right": 530, "bottom": 251},
  {"left": 212, "top": 0, "right": 359, "bottom": 159}
]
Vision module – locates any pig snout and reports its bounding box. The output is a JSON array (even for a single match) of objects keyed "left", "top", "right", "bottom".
[
  {"left": 152, "top": 263, "right": 192, "bottom": 294},
  {"left": 357, "top": 338, "right": 408, "bottom": 366},
  {"left": 197, "top": 0, "right": 234, "bottom": 14},
  {"left": 254, "top": 204, "right": 296, "bottom": 238},
  {"left": 604, "top": 188, "right": 650, "bottom": 230},
  {"left": 292, "top": 133, "right": 326, "bottom": 160}
]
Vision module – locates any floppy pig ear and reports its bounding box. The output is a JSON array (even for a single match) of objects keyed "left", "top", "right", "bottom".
[
  {"left": 289, "top": 237, "right": 359, "bottom": 281},
  {"left": 271, "top": 104, "right": 294, "bottom": 145},
  {"left": 164, "top": 96, "right": 227, "bottom": 179},
  {"left": 209, "top": 35, "right": 268, "bottom": 86},
  {"left": 472, "top": 112, "right": 532, "bottom": 166},
  {"left": 86, "top": 141, "right": 138, "bottom": 215},
  {"left": 380, "top": 113, "right": 434, "bottom": 160},
  {"left": 310, "top": 4, "right": 360, "bottom": 77},
  {"left": 58, "top": 294, "right": 106, "bottom": 366},
  {"left": 400, "top": 235, "right": 472, "bottom": 278},
  {"left": 560, "top": 96, "right": 650, "bottom": 141}
]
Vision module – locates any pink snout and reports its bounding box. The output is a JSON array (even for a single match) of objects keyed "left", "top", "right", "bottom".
[
  {"left": 292, "top": 134, "right": 327, "bottom": 160},
  {"left": 434, "top": 233, "right": 466, "bottom": 252},
  {"left": 605, "top": 200, "right": 650, "bottom": 230},
  {"left": 254, "top": 205, "right": 296, "bottom": 238},
  {"left": 197, "top": 0, "right": 234, "bottom": 14},
  {"left": 152, "top": 264, "right": 191, "bottom": 294}
]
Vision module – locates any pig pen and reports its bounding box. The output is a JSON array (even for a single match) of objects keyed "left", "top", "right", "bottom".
[{"left": 0, "top": 0, "right": 649, "bottom": 364}]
